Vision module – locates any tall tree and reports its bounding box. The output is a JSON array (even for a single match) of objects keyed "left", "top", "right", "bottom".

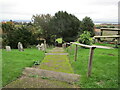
[
  {"left": 50, "top": 11, "right": 81, "bottom": 42},
  {"left": 80, "top": 16, "right": 95, "bottom": 36},
  {"left": 32, "top": 14, "right": 52, "bottom": 42}
]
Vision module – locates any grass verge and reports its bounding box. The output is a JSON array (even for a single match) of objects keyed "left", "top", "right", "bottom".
[
  {"left": 66, "top": 44, "right": 118, "bottom": 88},
  {"left": 2, "top": 48, "right": 44, "bottom": 86}
]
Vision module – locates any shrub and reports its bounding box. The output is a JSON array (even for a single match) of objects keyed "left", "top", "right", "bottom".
[{"left": 78, "top": 31, "right": 93, "bottom": 45}]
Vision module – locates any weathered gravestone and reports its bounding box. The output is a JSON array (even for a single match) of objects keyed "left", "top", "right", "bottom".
[
  {"left": 5, "top": 46, "right": 11, "bottom": 51},
  {"left": 36, "top": 44, "right": 41, "bottom": 50},
  {"left": 41, "top": 43, "right": 45, "bottom": 51},
  {"left": 62, "top": 43, "right": 66, "bottom": 48},
  {"left": 18, "top": 42, "right": 24, "bottom": 51}
]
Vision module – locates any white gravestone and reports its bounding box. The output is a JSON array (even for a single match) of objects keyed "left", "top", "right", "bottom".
[
  {"left": 36, "top": 44, "right": 41, "bottom": 50},
  {"left": 6, "top": 46, "right": 11, "bottom": 51},
  {"left": 18, "top": 42, "right": 24, "bottom": 51},
  {"left": 41, "top": 43, "right": 45, "bottom": 51}
]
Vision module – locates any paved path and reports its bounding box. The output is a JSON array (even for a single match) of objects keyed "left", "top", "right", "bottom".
[
  {"left": 39, "top": 47, "right": 74, "bottom": 73},
  {"left": 4, "top": 47, "right": 80, "bottom": 88}
]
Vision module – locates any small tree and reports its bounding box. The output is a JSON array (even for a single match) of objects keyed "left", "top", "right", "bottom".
[
  {"left": 32, "top": 14, "right": 53, "bottom": 44},
  {"left": 80, "top": 16, "right": 95, "bottom": 36},
  {"left": 78, "top": 31, "right": 93, "bottom": 45}
]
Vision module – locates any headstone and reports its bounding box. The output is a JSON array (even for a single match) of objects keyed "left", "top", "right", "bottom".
[
  {"left": 44, "top": 40, "right": 46, "bottom": 52},
  {"left": 18, "top": 42, "right": 24, "bottom": 51},
  {"left": 62, "top": 43, "right": 66, "bottom": 48},
  {"left": 41, "top": 43, "right": 45, "bottom": 51},
  {"left": 5, "top": 46, "right": 11, "bottom": 51},
  {"left": 36, "top": 44, "right": 41, "bottom": 50}
]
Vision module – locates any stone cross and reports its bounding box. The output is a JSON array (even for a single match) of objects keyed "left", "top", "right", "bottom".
[
  {"left": 5, "top": 46, "right": 11, "bottom": 51},
  {"left": 18, "top": 42, "right": 24, "bottom": 51}
]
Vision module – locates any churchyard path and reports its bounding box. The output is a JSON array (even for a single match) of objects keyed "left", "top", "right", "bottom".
[{"left": 4, "top": 47, "right": 80, "bottom": 88}]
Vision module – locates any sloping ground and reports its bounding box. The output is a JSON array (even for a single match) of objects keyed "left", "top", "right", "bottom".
[{"left": 4, "top": 47, "right": 80, "bottom": 88}]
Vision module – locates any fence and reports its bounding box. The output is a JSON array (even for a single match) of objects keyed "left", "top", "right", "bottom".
[{"left": 66, "top": 42, "right": 113, "bottom": 77}]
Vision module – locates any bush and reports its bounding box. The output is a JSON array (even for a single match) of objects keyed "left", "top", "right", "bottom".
[
  {"left": 78, "top": 31, "right": 93, "bottom": 45},
  {"left": 2, "top": 21, "right": 37, "bottom": 48}
]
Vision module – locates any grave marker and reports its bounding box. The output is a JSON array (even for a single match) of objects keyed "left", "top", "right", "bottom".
[{"left": 6, "top": 46, "right": 11, "bottom": 51}]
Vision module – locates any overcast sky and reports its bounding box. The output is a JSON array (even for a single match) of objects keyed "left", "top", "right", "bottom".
[{"left": 0, "top": 0, "right": 119, "bottom": 22}]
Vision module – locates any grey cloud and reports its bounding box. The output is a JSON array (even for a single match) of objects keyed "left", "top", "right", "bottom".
[{"left": 89, "top": 0, "right": 119, "bottom": 6}]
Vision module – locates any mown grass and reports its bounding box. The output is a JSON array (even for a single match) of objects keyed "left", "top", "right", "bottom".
[
  {"left": 66, "top": 45, "right": 118, "bottom": 88},
  {"left": 2, "top": 48, "right": 44, "bottom": 86},
  {"left": 94, "top": 42, "right": 116, "bottom": 47}
]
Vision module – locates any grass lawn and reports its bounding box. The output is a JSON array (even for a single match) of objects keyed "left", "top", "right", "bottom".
[
  {"left": 66, "top": 44, "right": 118, "bottom": 88},
  {"left": 2, "top": 48, "right": 44, "bottom": 86},
  {"left": 94, "top": 42, "right": 116, "bottom": 47}
]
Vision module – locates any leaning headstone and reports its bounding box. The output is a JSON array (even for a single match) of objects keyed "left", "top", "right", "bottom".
[
  {"left": 18, "top": 42, "right": 24, "bottom": 51},
  {"left": 36, "top": 44, "right": 41, "bottom": 50},
  {"left": 5, "top": 46, "right": 11, "bottom": 51}
]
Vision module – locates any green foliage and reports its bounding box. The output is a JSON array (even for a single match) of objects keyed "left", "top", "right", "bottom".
[
  {"left": 2, "top": 21, "right": 15, "bottom": 47},
  {"left": 80, "top": 16, "right": 95, "bottom": 36},
  {"left": 78, "top": 31, "right": 93, "bottom": 45},
  {"left": 55, "top": 38, "right": 62, "bottom": 44},
  {"left": 2, "top": 13, "right": 95, "bottom": 47},
  {"left": 41, "top": 76, "right": 49, "bottom": 79},
  {"left": 2, "top": 48, "right": 44, "bottom": 86},
  {"left": 34, "top": 60, "right": 40, "bottom": 65},
  {"left": 50, "top": 11, "right": 81, "bottom": 42},
  {"left": 2, "top": 21, "right": 37, "bottom": 48},
  {"left": 32, "top": 14, "right": 53, "bottom": 44},
  {"left": 2, "top": 21, "right": 15, "bottom": 33}
]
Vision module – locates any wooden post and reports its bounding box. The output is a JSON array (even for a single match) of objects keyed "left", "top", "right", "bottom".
[
  {"left": 70, "top": 43, "right": 72, "bottom": 53},
  {"left": 87, "top": 47, "right": 96, "bottom": 77},
  {"left": 101, "top": 29, "right": 103, "bottom": 36},
  {"left": 74, "top": 45, "right": 78, "bottom": 61}
]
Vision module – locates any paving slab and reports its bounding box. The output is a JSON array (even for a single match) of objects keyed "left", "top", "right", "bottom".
[
  {"left": 23, "top": 67, "right": 80, "bottom": 83},
  {"left": 5, "top": 76, "right": 78, "bottom": 88},
  {"left": 39, "top": 47, "right": 74, "bottom": 73}
]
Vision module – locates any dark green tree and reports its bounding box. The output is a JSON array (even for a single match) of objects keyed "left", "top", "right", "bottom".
[
  {"left": 9, "top": 25, "right": 34, "bottom": 48},
  {"left": 80, "top": 16, "right": 95, "bottom": 36},
  {"left": 2, "top": 21, "right": 36, "bottom": 48},
  {"left": 2, "top": 21, "right": 15, "bottom": 47},
  {"left": 50, "top": 11, "right": 81, "bottom": 42}
]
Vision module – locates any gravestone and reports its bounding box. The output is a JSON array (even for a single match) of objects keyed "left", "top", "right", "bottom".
[
  {"left": 18, "top": 42, "right": 24, "bottom": 51},
  {"left": 62, "top": 43, "right": 66, "bottom": 48},
  {"left": 36, "top": 44, "right": 41, "bottom": 50},
  {"left": 5, "top": 46, "right": 11, "bottom": 51},
  {"left": 41, "top": 43, "right": 45, "bottom": 51}
]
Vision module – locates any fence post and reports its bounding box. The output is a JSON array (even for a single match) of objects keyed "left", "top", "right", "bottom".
[
  {"left": 69, "top": 43, "right": 72, "bottom": 54},
  {"left": 74, "top": 45, "right": 78, "bottom": 61},
  {"left": 87, "top": 47, "right": 96, "bottom": 77}
]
